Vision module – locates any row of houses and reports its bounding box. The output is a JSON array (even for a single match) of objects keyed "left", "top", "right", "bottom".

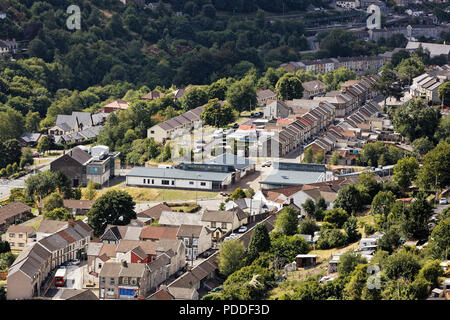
[
  {"left": 147, "top": 105, "right": 206, "bottom": 144},
  {"left": 148, "top": 213, "right": 278, "bottom": 300},
  {"left": 280, "top": 56, "right": 388, "bottom": 75},
  {"left": 0, "top": 39, "right": 18, "bottom": 56},
  {"left": 6, "top": 219, "right": 92, "bottom": 300},
  {"left": 410, "top": 65, "right": 450, "bottom": 103}
]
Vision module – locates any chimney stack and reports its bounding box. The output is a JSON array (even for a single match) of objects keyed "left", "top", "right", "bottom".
[
  {"left": 68, "top": 218, "right": 75, "bottom": 228},
  {"left": 122, "top": 260, "right": 127, "bottom": 267}
]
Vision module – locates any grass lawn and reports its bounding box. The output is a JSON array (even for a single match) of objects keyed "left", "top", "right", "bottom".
[
  {"left": 0, "top": 280, "right": 6, "bottom": 287},
  {"left": 91, "top": 184, "right": 218, "bottom": 202},
  {"left": 75, "top": 215, "right": 87, "bottom": 221}
]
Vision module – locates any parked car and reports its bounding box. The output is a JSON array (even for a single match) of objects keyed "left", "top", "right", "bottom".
[
  {"left": 262, "top": 161, "right": 272, "bottom": 167},
  {"left": 232, "top": 123, "right": 239, "bottom": 129},
  {"left": 439, "top": 198, "right": 448, "bottom": 205},
  {"left": 229, "top": 233, "right": 238, "bottom": 238},
  {"left": 209, "top": 286, "right": 223, "bottom": 293},
  {"left": 71, "top": 259, "right": 80, "bottom": 265},
  {"left": 32, "top": 151, "right": 42, "bottom": 158},
  {"left": 238, "top": 226, "right": 247, "bottom": 233}
]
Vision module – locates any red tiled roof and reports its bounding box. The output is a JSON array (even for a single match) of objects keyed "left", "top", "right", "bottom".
[{"left": 139, "top": 226, "right": 179, "bottom": 240}]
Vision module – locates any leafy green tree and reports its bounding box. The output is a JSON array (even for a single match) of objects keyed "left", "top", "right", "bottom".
[
  {"left": 317, "top": 229, "right": 348, "bottom": 249},
  {"left": 438, "top": 81, "right": 450, "bottom": 107},
  {"left": 0, "top": 241, "right": 10, "bottom": 254},
  {"left": 324, "top": 208, "right": 350, "bottom": 228},
  {"left": 392, "top": 98, "right": 441, "bottom": 142},
  {"left": 226, "top": 77, "right": 257, "bottom": 115},
  {"left": 372, "top": 67, "right": 403, "bottom": 107},
  {"left": 343, "top": 264, "right": 369, "bottom": 300},
  {"left": 218, "top": 239, "right": 245, "bottom": 277},
  {"left": 275, "top": 73, "right": 303, "bottom": 100},
  {"left": 416, "top": 142, "right": 450, "bottom": 190},
  {"left": 412, "top": 137, "right": 434, "bottom": 158},
  {"left": 269, "top": 233, "right": 310, "bottom": 262},
  {"left": 393, "top": 157, "right": 419, "bottom": 190},
  {"left": 371, "top": 190, "right": 396, "bottom": 217},
  {"left": 230, "top": 187, "right": 246, "bottom": 200},
  {"left": 88, "top": 190, "right": 136, "bottom": 237},
  {"left": 247, "top": 224, "right": 271, "bottom": 263},
  {"left": 25, "top": 170, "right": 58, "bottom": 200},
  {"left": 200, "top": 99, "right": 235, "bottom": 128},
  {"left": 20, "top": 148, "right": 34, "bottom": 168},
  {"left": 298, "top": 218, "right": 320, "bottom": 236},
  {"left": 418, "top": 260, "right": 442, "bottom": 288},
  {"left": 0, "top": 252, "right": 15, "bottom": 270},
  {"left": 435, "top": 116, "right": 450, "bottom": 141},
  {"left": 44, "top": 207, "right": 72, "bottom": 221},
  {"left": 357, "top": 171, "right": 380, "bottom": 202},
  {"left": 25, "top": 111, "right": 41, "bottom": 132},
  {"left": 343, "top": 217, "right": 361, "bottom": 243},
  {"left": 37, "top": 135, "right": 51, "bottom": 155},
  {"left": 274, "top": 206, "right": 299, "bottom": 236},
  {"left": 396, "top": 56, "right": 425, "bottom": 85},
  {"left": 378, "top": 227, "right": 401, "bottom": 254},
  {"left": 427, "top": 217, "right": 450, "bottom": 260},
  {"left": 334, "top": 184, "right": 364, "bottom": 215},
  {"left": 301, "top": 198, "right": 316, "bottom": 217},
  {"left": 42, "top": 192, "right": 64, "bottom": 214},
  {"left": 302, "top": 147, "right": 313, "bottom": 163},
  {"left": 330, "top": 150, "right": 340, "bottom": 165},
  {"left": 400, "top": 192, "right": 433, "bottom": 239},
  {"left": 181, "top": 87, "right": 209, "bottom": 111},
  {"left": 338, "top": 251, "right": 367, "bottom": 275},
  {"left": 383, "top": 249, "right": 421, "bottom": 281},
  {"left": 84, "top": 180, "right": 98, "bottom": 201}
]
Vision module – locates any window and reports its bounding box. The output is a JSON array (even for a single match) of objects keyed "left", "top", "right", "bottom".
[
  {"left": 192, "top": 238, "right": 198, "bottom": 246},
  {"left": 150, "top": 130, "right": 155, "bottom": 134},
  {"left": 200, "top": 182, "right": 206, "bottom": 186},
  {"left": 98, "top": 263, "right": 102, "bottom": 269},
  {"left": 107, "top": 288, "right": 114, "bottom": 296},
  {"left": 101, "top": 277, "right": 105, "bottom": 284},
  {"left": 130, "top": 278, "right": 137, "bottom": 285},
  {"left": 143, "top": 179, "right": 146, "bottom": 184},
  {"left": 171, "top": 180, "right": 175, "bottom": 185},
  {"left": 9, "top": 233, "right": 14, "bottom": 238},
  {"left": 183, "top": 238, "right": 189, "bottom": 246},
  {"left": 185, "top": 248, "right": 191, "bottom": 256},
  {"left": 10, "top": 242, "right": 14, "bottom": 247},
  {"left": 211, "top": 222, "right": 216, "bottom": 228},
  {"left": 18, "top": 234, "right": 23, "bottom": 238},
  {"left": 162, "top": 180, "right": 170, "bottom": 185},
  {"left": 152, "top": 179, "right": 154, "bottom": 184},
  {"left": 189, "top": 181, "right": 194, "bottom": 185},
  {"left": 221, "top": 223, "right": 227, "bottom": 229},
  {"left": 110, "top": 278, "right": 115, "bottom": 285},
  {"left": 123, "top": 277, "right": 128, "bottom": 285},
  {"left": 19, "top": 243, "right": 24, "bottom": 247}
]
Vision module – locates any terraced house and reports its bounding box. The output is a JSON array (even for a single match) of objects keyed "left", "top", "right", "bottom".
[{"left": 6, "top": 220, "right": 92, "bottom": 300}]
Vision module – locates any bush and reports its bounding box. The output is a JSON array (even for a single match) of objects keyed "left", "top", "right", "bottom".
[
  {"left": 317, "top": 229, "right": 348, "bottom": 249},
  {"left": 323, "top": 208, "right": 349, "bottom": 228},
  {"left": 298, "top": 218, "right": 320, "bottom": 236},
  {"left": 364, "top": 224, "right": 376, "bottom": 236}
]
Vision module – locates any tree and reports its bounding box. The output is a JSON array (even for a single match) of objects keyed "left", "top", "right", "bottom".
[
  {"left": 230, "top": 187, "right": 246, "bottom": 200},
  {"left": 37, "top": 135, "right": 51, "bottom": 155},
  {"left": 20, "top": 148, "right": 34, "bottom": 168},
  {"left": 88, "top": 190, "right": 136, "bottom": 236},
  {"left": 371, "top": 190, "right": 396, "bottom": 217},
  {"left": 357, "top": 171, "right": 380, "bottom": 201},
  {"left": 323, "top": 208, "right": 349, "bottom": 228},
  {"left": 427, "top": 217, "right": 450, "bottom": 260},
  {"left": 247, "top": 224, "right": 271, "bottom": 263},
  {"left": 418, "top": 260, "right": 442, "bottom": 288},
  {"left": 400, "top": 192, "right": 433, "bottom": 239},
  {"left": 372, "top": 68, "right": 403, "bottom": 107},
  {"left": 218, "top": 239, "right": 245, "bottom": 277},
  {"left": 412, "top": 137, "right": 434, "bottom": 158},
  {"left": 393, "top": 157, "right": 419, "bottom": 190},
  {"left": 275, "top": 73, "right": 303, "bottom": 100},
  {"left": 301, "top": 198, "right": 316, "bottom": 217},
  {"left": 334, "top": 184, "right": 364, "bottom": 215},
  {"left": 397, "top": 57, "right": 425, "bottom": 85},
  {"left": 274, "top": 206, "right": 299, "bottom": 236},
  {"left": 416, "top": 142, "right": 450, "bottom": 190},
  {"left": 200, "top": 99, "right": 235, "bottom": 128},
  {"left": 330, "top": 150, "right": 340, "bottom": 165},
  {"left": 438, "top": 81, "right": 450, "bottom": 107},
  {"left": 25, "top": 111, "right": 41, "bottom": 132},
  {"left": 84, "top": 180, "right": 97, "bottom": 201},
  {"left": 245, "top": 188, "right": 255, "bottom": 198},
  {"left": 378, "top": 226, "right": 401, "bottom": 254},
  {"left": 44, "top": 207, "right": 72, "bottom": 221},
  {"left": 270, "top": 234, "right": 310, "bottom": 262},
  {"left": 298, "top": 218, "right": 320, "bottom": 236},
  {"left": 25, "top": 170, "right": 58, "bottom": 200},
  {"left": 226, "top": 78, "right": 257, "bottom": 115},
  {"left": 392, "top": 98, "right": 441, "bottom": 142},
  {"left": 42, "top": 192, "right": 64, "bottom": 214},
  {"left": 337, "top": 251, "right": 367, "bottom": 275},
  {"left": 343, "top": 217, "right": 361, "bottom": 242},
  {"left": 302, "top": 147, "right": 313, "bottom": 163},
  {"left": 343, "top": 264, "right": 369, "bottom": 300},
  {"left": 181, "top": 87, "right": 208, "bottom": 111},
  {"left": 383, "top": 249, "right": 421, "bottom": 281},
  {"left": 0, "top": 240, "right": 10, "bottom": 254}
]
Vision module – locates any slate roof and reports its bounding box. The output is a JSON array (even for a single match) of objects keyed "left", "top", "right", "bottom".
[
  {"left": 67, "top": 147, "right": 92, "bottom": 165},
  {"left": 205, "top": 153, "right": 255, "bottom": 171},
  {"left": 0, "top": 202, "right": 31, "bottom": 225},
  {"left": 176, "top": 224, "right": 203, "bottom": 238},
  {"left": 126, "top": 166, "right": 230, "bottom": 182},
  {"left": 137, "top": 203, "right": 171, "bottom": 220}
]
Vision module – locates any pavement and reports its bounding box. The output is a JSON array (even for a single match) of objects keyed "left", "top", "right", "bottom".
[{"left": 45, "top": 261, "right": 86, "bottom": 299}]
